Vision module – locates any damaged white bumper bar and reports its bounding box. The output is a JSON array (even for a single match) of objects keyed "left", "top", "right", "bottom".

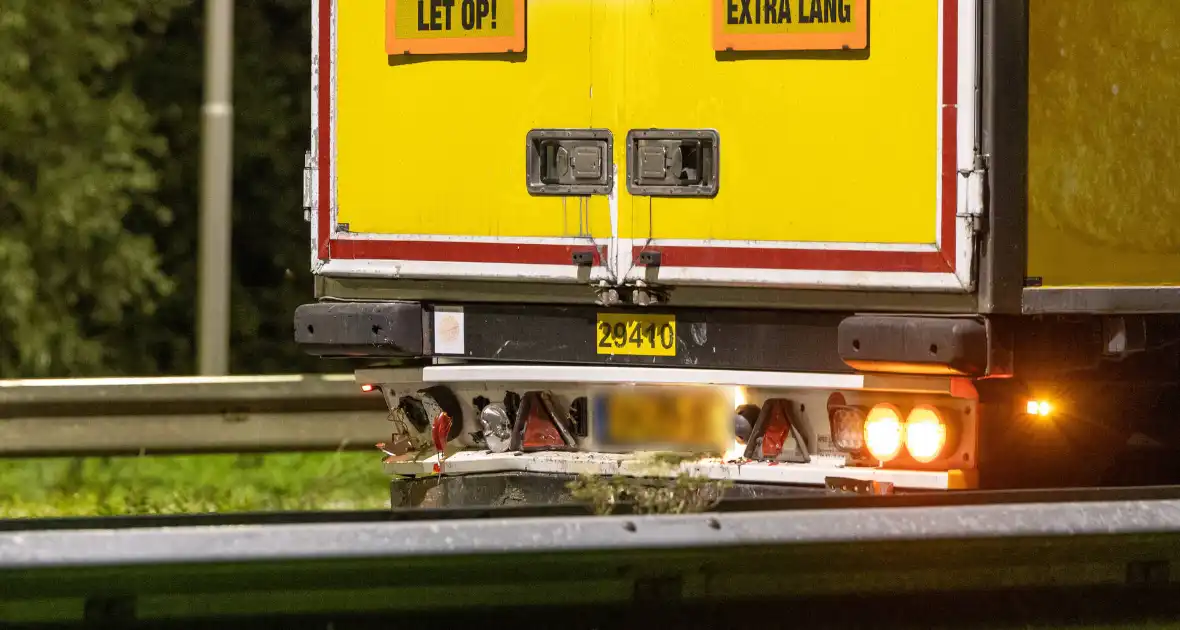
[{"left": 384, "top": 450, "right": 974, "bottom": 491}]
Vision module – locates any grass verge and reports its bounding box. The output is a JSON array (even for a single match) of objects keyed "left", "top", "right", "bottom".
[{"left": 0, "top": 452, "right": 390, "bottom": 518}]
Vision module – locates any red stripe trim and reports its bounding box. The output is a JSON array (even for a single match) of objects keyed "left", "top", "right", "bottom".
[
  {"left": 939, "top": 108, "right": 957, "bottom": 269},
  {"left": 939, "top": 0, "right": 958, "bottom": 270},
  {"left": 630, "top": 246, "right": 952, "bottom": 273},
  {"left": 330, "top": 239, "right": 600, "bottom": 266},
  {"left": 316, "top": 0, "right": 331, "bottom": 261},
  {"left": 942, "top": 0, "right": 958, "bottom": 108}
]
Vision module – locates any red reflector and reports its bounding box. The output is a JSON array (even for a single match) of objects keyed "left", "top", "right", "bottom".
[
  {"left": 432, "top": 412, "right": 452, "bottom": 452},
  {"left": 510, "top": 391, "right": 576, "bottom": 452},
  {"left": 522, "top": 411, "right": 565, "bottom": 449},
  {"left": 743, "top": 398, "right": 799, "bottom": 461},
  {"left": 758, "top": 403, "right": 791, "bottom": 458}
]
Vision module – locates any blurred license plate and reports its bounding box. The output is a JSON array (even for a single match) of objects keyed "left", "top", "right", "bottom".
[{"left": 592, "top": 386, "right": 732, "bottom": 453}]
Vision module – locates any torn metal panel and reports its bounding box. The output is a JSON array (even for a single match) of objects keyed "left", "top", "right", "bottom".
[{"left": 388, "top": 472, "right": 827, "bottom": 510}]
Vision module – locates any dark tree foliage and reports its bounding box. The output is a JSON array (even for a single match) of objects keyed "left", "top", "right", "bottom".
[
  {"left": 131, "top": 0, "right": 322, "bottom": 375},
  {"left": 0, "top": 0, "right": 183, "bottom": 377},
  {"left": 2, "top": 0, "right": 323, "bottom": 377}
]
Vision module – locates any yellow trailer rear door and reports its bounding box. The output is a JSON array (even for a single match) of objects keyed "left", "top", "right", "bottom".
[
  {"left": 617, "top": 0, "right": 981, "bottom": 292},
  {"left": 313, "top": 0, "right": 618, "bottom": 283}
]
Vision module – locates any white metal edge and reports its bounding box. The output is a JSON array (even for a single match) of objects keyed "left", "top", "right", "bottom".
[
  {"left": 609, "top": 164, "right": 626, "bottom": 282},
  {"left": 330, "top": 0, "right": 338, "bottom": 245},
  {"left": 357, "top": 366, "right": 966, "bottom": 396},
  {"left": 358, "top": 365, "right": 866, "bottom": 389},
  {"left": 935, "top": 0, "right": 945, "bottom": 255},
  {"left": 332, "top": 235, "right": 937, "bottom": 253},
  {"left": 953, "top": 0, "right": 980, "bottom": 290},
  {"left": 334, "top": 233, "right": 603, "bottom": 245},
  {"left": 318, "top": 259, "right": 612, "bottom": 282},
  {"left": 309, "top": 0, "right": 321, "bottom": 272},
  {"left": 632, "top": 267, "right": 964, "bottom": 291},
  {"left": 623, "top": 240, "right": 939, "bottom": 253},
  {"left": 323, "top": 257, "right": 964, "bottom": 290},
  {"left": 385, "top": 451, "right": 955, "bottom": 491}
]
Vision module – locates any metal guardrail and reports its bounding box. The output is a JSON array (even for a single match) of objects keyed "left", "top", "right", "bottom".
[
  {"left": 0, "top": 374, "right": 389, "bottom": 456},
  {"left": 3, "top": 489, "right": 1180, "bottom": 624}
]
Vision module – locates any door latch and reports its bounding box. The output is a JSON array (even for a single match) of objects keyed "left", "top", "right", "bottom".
[
  {"left": 958, "top": 153, "right": 988, "bottom": 234},
  {"left": 627, "top": 129, "right": 719, "bottom": 197},
  {"left": 302, "top": 149, "right": 315, "bottom": 222},
  {"left": 526, "top": 129, "right": 613, "bottom": 196}
]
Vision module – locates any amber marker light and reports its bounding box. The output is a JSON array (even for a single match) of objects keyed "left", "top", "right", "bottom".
[
  {"left": 905, "top": 405, "right": 949, "bottom": 464},
  {"left": 1026, "top": 399, "right": 1052, "bottom": 417},
  {"left": 864, "top": 403, "right": 905, "bottom": 462}
]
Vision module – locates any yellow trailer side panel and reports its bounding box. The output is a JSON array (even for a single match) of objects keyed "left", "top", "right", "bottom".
[
  {"left": 1028, "top": 0, "right": 1180, "bottom": 286},
  {"left": 623, "top": 0, "right": 940, "bottom": 245}
]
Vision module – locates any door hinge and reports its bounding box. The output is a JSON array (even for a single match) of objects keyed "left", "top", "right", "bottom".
[
  {"left": 957, "top": 154, "right": 988, "bottom": 234},
  {"left": 302, "top": 149, "right": 315, "bottom": 222}
]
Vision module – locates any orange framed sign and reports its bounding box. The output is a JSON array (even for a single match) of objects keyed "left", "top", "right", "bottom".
[
  {"left": 385, "top": 0, "right": 526, "bottom": 55},
  {"left": 713, "top": 0, "right": 868, "bottom": 52}
]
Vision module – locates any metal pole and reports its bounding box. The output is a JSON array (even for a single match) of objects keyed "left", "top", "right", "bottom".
[{"left": 197, "top": 0, "right": 234, "bottom": 375}]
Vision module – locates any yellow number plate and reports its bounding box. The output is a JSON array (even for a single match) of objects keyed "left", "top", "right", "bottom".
[{"left": 596, "top": 313, "right": 676, "bottom": 357}]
